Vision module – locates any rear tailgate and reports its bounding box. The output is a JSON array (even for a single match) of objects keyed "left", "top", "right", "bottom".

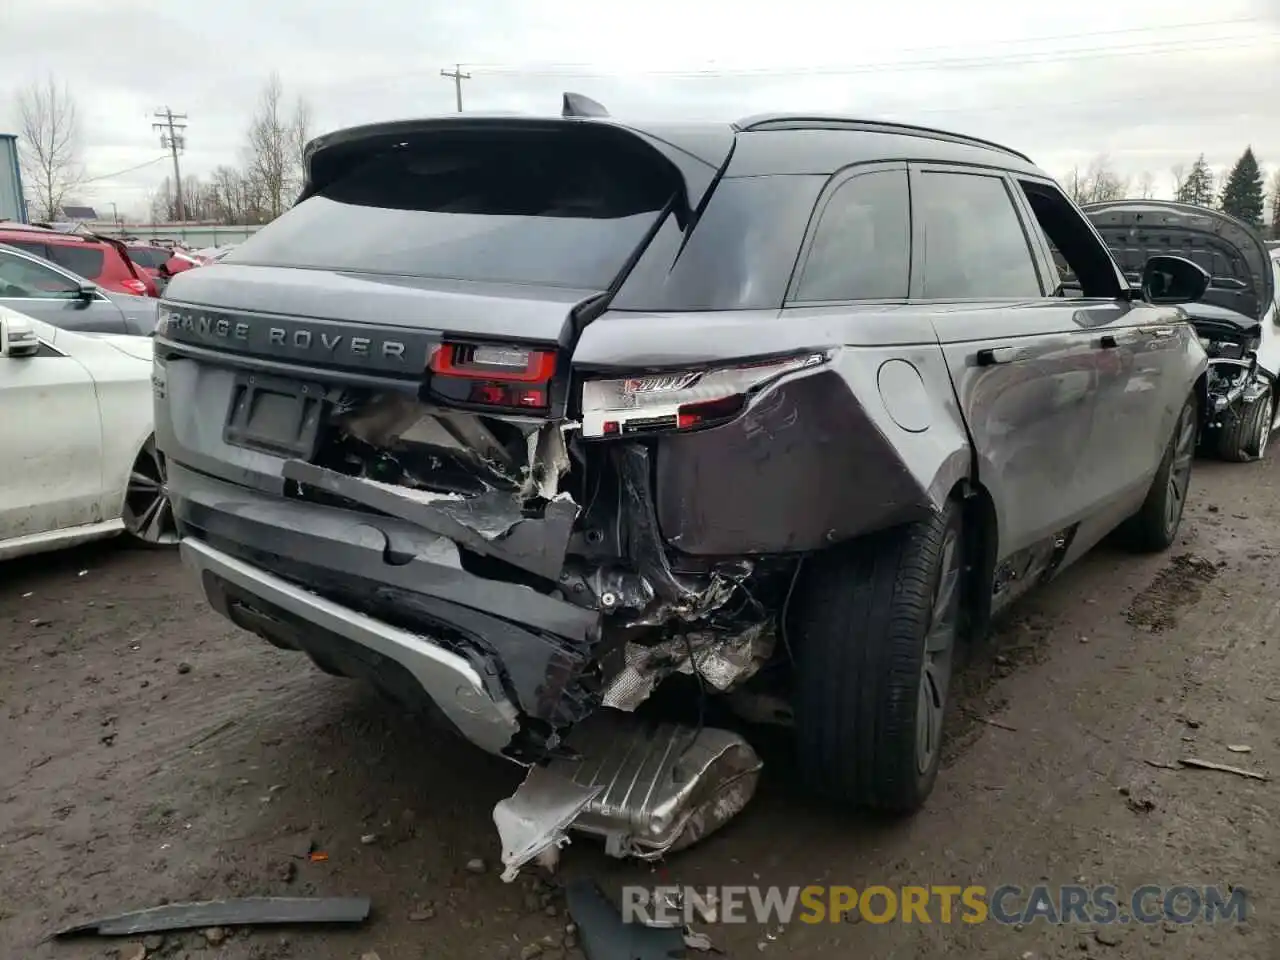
[{"left": 157, "top": 117, "right": 733, "bottom": 578}]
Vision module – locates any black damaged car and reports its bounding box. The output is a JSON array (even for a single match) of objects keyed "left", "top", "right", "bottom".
[{"left": 1086, "top": 200, "right": 1280, "bottom": 462}]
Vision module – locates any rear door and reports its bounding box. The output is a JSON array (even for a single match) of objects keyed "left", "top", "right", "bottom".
[
  {"left": 0, "top": 248, "right": 129, "bottom": 332},
  {"left": 913, "top": 164, "right": 1106, "bottom": 557}
]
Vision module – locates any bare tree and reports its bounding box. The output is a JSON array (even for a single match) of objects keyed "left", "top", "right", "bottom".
[
  {"left": 1064, "top": 166, "right": 1086, "bottom": 204},
  {"left": 291, "top": 98, "right": 313, "bottom": 192},
  {"left": 1062, "top": 155, "right": 1129, "bottom": 205},
  {"left": 244, "top": 72, "right": 313, "bottom": 221},
  {"left": 1081, "top": 155, "right": 1129, "bottom": 203},
  {"left": 1136, "top": 171, "right": 1157, "bottom": 199},
  {"left": 1170, "top": 163, "right": 1186, "bottom": 201},
  {"left": 16, "top": 76, "right": 83, "bottom": 221}
]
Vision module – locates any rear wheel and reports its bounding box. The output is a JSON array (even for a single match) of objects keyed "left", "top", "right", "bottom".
[
  {"left": 790, "top": 500, "right": 963, "bottom": 813},
  {"left": 1216, "top": 389, "right": 1273, "bottom": 462},
  {"left": 1119, "top": 392, "right": 1197, "bottom": 552},
  {"left": 123, "top": 437, "right": 178, "bottom": 548}
]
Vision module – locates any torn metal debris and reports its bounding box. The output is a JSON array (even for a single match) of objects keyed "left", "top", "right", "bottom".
[
  {"left": 602, "top": 622, "right": 776, "bottom": 712},
  {"left": 53, "top": 896, "right": 371, "bottom": 939},
  {"left": 494, "top": 766, "right": 603, "bottom": 882},
  {"left": 495, "top": 712, "right": 762, "bottom": 879}
]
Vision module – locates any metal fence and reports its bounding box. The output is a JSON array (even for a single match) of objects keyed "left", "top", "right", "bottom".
[{"left": 87, "top": 222, "right": 263, "bottom": 247}]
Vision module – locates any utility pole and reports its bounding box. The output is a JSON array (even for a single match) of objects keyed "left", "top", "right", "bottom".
[
  {"left": 440, "top": 64, "right": 470, "bottom": 112},
  {"left": 152, "top": 107, "right": 188, "bottom": 221}
]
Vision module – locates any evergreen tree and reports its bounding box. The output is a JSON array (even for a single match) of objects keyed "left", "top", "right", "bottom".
[
  {"left": 1174, "top": 154, "right": 1215, "bottom": 207},
  {"left": 1267, "top": 170, "right": 1280, "bottom": 240},
  {"left": 1219, "top": 147, "right": 1265, "bottom": 226}
]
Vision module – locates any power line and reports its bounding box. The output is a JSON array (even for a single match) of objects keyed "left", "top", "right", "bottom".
[
  {"left": 460, "top": 16, "right": 1269, "bottom": 73},
  {"left": 152, "top": 107, "right": 188, "bottom": 221},
  {"left": 304, "top": 22, "right": 1273, "bottom": 100},
  {"left": 79, "top": 154, "right": 169, "bottom": 185},
  {"left": 465, "top": 34, "right": 1278, "bottom": 79},
  {"left": 440, "top": 63, "right": 471, "bottom": 111}
]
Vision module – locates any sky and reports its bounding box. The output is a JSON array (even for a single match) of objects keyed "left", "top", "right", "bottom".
[{"left": 2, "top": 0, "right": 1279, "bottom": 220}]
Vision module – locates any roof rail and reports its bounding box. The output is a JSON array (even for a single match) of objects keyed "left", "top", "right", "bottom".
[{"left": 733, "top": 114, "right": 1031, "bottom": 162}]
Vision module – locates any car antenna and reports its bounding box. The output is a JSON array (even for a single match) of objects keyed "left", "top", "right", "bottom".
[{"left": 562, "top": 92, "right": 609, "bottom": 118}]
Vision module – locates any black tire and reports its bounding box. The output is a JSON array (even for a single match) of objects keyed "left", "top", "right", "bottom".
[
  {"left": 1215, "top": 389, "right": 1273, "bottom": 462},
  {"left": 1119, "top": 393, "right": 1197, "bottom": 552},
  {"left": 790, "top": 499, "right": 964, "bottom": 813}
]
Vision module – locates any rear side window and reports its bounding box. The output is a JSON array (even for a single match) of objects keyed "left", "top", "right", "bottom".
[
  {"left": 46, "top": 243, "right": 105, "bottom": 280},
  {"left": 227, "top": 133, "right": 680, "bottom": 290},
  {"left": 612, "top": 174, "right": 827, "bottom": 312},
  {"left": 916, "top": 171, "right": 1041, "bottom": 299},
  {"left": 4, "top": 239, "right": 51, "bottom": 259},
  {"left": 793, "top": 169, "right": 910, "bottom": 302},
  {"left": 128, "top": 246, "right": 170, "bottom": 269},
  {"left": 1018, "top": 181, "right": 1124, "bottom": 299}
]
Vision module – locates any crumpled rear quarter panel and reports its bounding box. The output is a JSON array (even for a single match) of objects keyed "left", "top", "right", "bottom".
[{"left": 653, "top": 356, "right": 968, "bottom": 555}]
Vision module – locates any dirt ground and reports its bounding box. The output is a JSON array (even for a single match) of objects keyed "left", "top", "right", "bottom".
[{"left": 3, "top": 456, "right": 1278, "bottom": 960}]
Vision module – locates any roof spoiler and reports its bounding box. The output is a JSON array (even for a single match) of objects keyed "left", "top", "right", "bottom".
[{"left": 562, "top": 92, "right": 609, "bottom": 118}]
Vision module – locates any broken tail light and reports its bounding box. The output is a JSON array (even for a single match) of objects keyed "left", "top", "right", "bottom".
[
  {"left": 428, "top": 341, "right": 558, "bottom": 411},
  {"left": 581, "top": 352, "right": 829, "bottom": 439}
]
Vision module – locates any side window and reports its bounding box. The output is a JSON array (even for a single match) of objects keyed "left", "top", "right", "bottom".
[
  {"left": 45, "top": 243, "right": 105, "bottom": 280},
  {"left": 1017, "top": 180, "right": 1124, "bottom": 300},
  {"left": 6, "top": 240, "right": 51, "bottom": 259},
  {"left": 793, "top": 169, "right": 910, "bottom": 302},
  {"left": 915, "top": 171, "right": 1042, "bottom": 299},
  {"left": 0, "top": 251, "right": 80, "bottom": 299}
]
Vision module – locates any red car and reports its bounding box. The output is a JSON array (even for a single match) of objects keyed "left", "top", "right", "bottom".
[
  {"left": 126, "top": 243, "right": 202, "bottom": 291},
  {"left": 0, "top": 224, "right": 156, "bottom": 297}
]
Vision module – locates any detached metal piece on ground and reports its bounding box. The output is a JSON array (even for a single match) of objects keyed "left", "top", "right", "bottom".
[
  {"left": 566, "top": 712, "right": 763, "bottom": 860},
  {"left": 494, "top": 766, "right": 603, "bottom": 882},
  {"left": 54, "top": 896, "right": 371, "bottom": 938}
]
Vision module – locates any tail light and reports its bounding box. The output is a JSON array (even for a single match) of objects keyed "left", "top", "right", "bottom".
[
  {"left": 580, "top": 352, "right": 828, "bottom": 439},
  {"left": 120, "top": 278, "right": 148, "bottom": 296},
  {"left": 428, "top": 341, "right": 557, "bottom": 411}
]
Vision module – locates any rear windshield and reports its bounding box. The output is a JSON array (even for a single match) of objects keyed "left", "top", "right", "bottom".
[
  {"left": 128, "top": 246, "right": 170, "bottom": 268},
  {"left": 46, "top": 243, "right": 105, "bottom": 279},
  {"left": 226, "top": 134, "right": 679, "bottom": 290}
]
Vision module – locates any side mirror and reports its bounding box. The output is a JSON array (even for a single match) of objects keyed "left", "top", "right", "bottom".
[
  {"left": 77, "top": 281, "right": 99, "bottom": 300},
  {"left": 1141, "top": 255, "right": 1210, "bottom": 305},
  {"left": 0, "top": 312, "right": 40, "bottom": 358}
]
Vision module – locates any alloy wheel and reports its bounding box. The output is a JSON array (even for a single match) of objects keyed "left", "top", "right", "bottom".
[
  {"left": 1255, "top": 396, "right": 1274, "bottom": 460},
  {"left": 917, "top": 526, "right": 961, "bottom": 775},
  {"left": 1164, "top": 405, "right": 1196, "bottom": 536},
  {"left": 123, "top": 442, "right": 178, "bottom": 546}
]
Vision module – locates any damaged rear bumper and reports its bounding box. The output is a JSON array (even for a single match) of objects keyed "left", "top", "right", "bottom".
[
  {"left": 169, "top": 463, "right": 603, "bottom": 762},
  {"left": 182, "top": 538, "right": 523, "bottom": 755}
]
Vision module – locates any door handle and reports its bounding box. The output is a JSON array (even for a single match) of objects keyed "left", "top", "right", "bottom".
[
  {"left": 1099, "top": 334, "right": 1118, "bottom": 349},
  {"left": 1138, "top": 326, "right": 1176, "bottom": 337},
  {"left": 976, "top": 346, "right": 1016, "bottom": 366}
]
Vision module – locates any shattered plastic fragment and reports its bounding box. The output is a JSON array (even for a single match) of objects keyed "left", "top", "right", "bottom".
[{"left": 493, "top": 766, "right": 603, "bottom": 883}]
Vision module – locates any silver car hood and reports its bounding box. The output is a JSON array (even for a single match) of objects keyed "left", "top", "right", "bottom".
[{"left": 1084, "top": 200, "right": 1274, "bottom": 322}]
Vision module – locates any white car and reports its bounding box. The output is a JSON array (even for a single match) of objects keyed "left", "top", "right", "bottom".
[{"left": 0, "top": 306, "right": 175, "bottom": 560}]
